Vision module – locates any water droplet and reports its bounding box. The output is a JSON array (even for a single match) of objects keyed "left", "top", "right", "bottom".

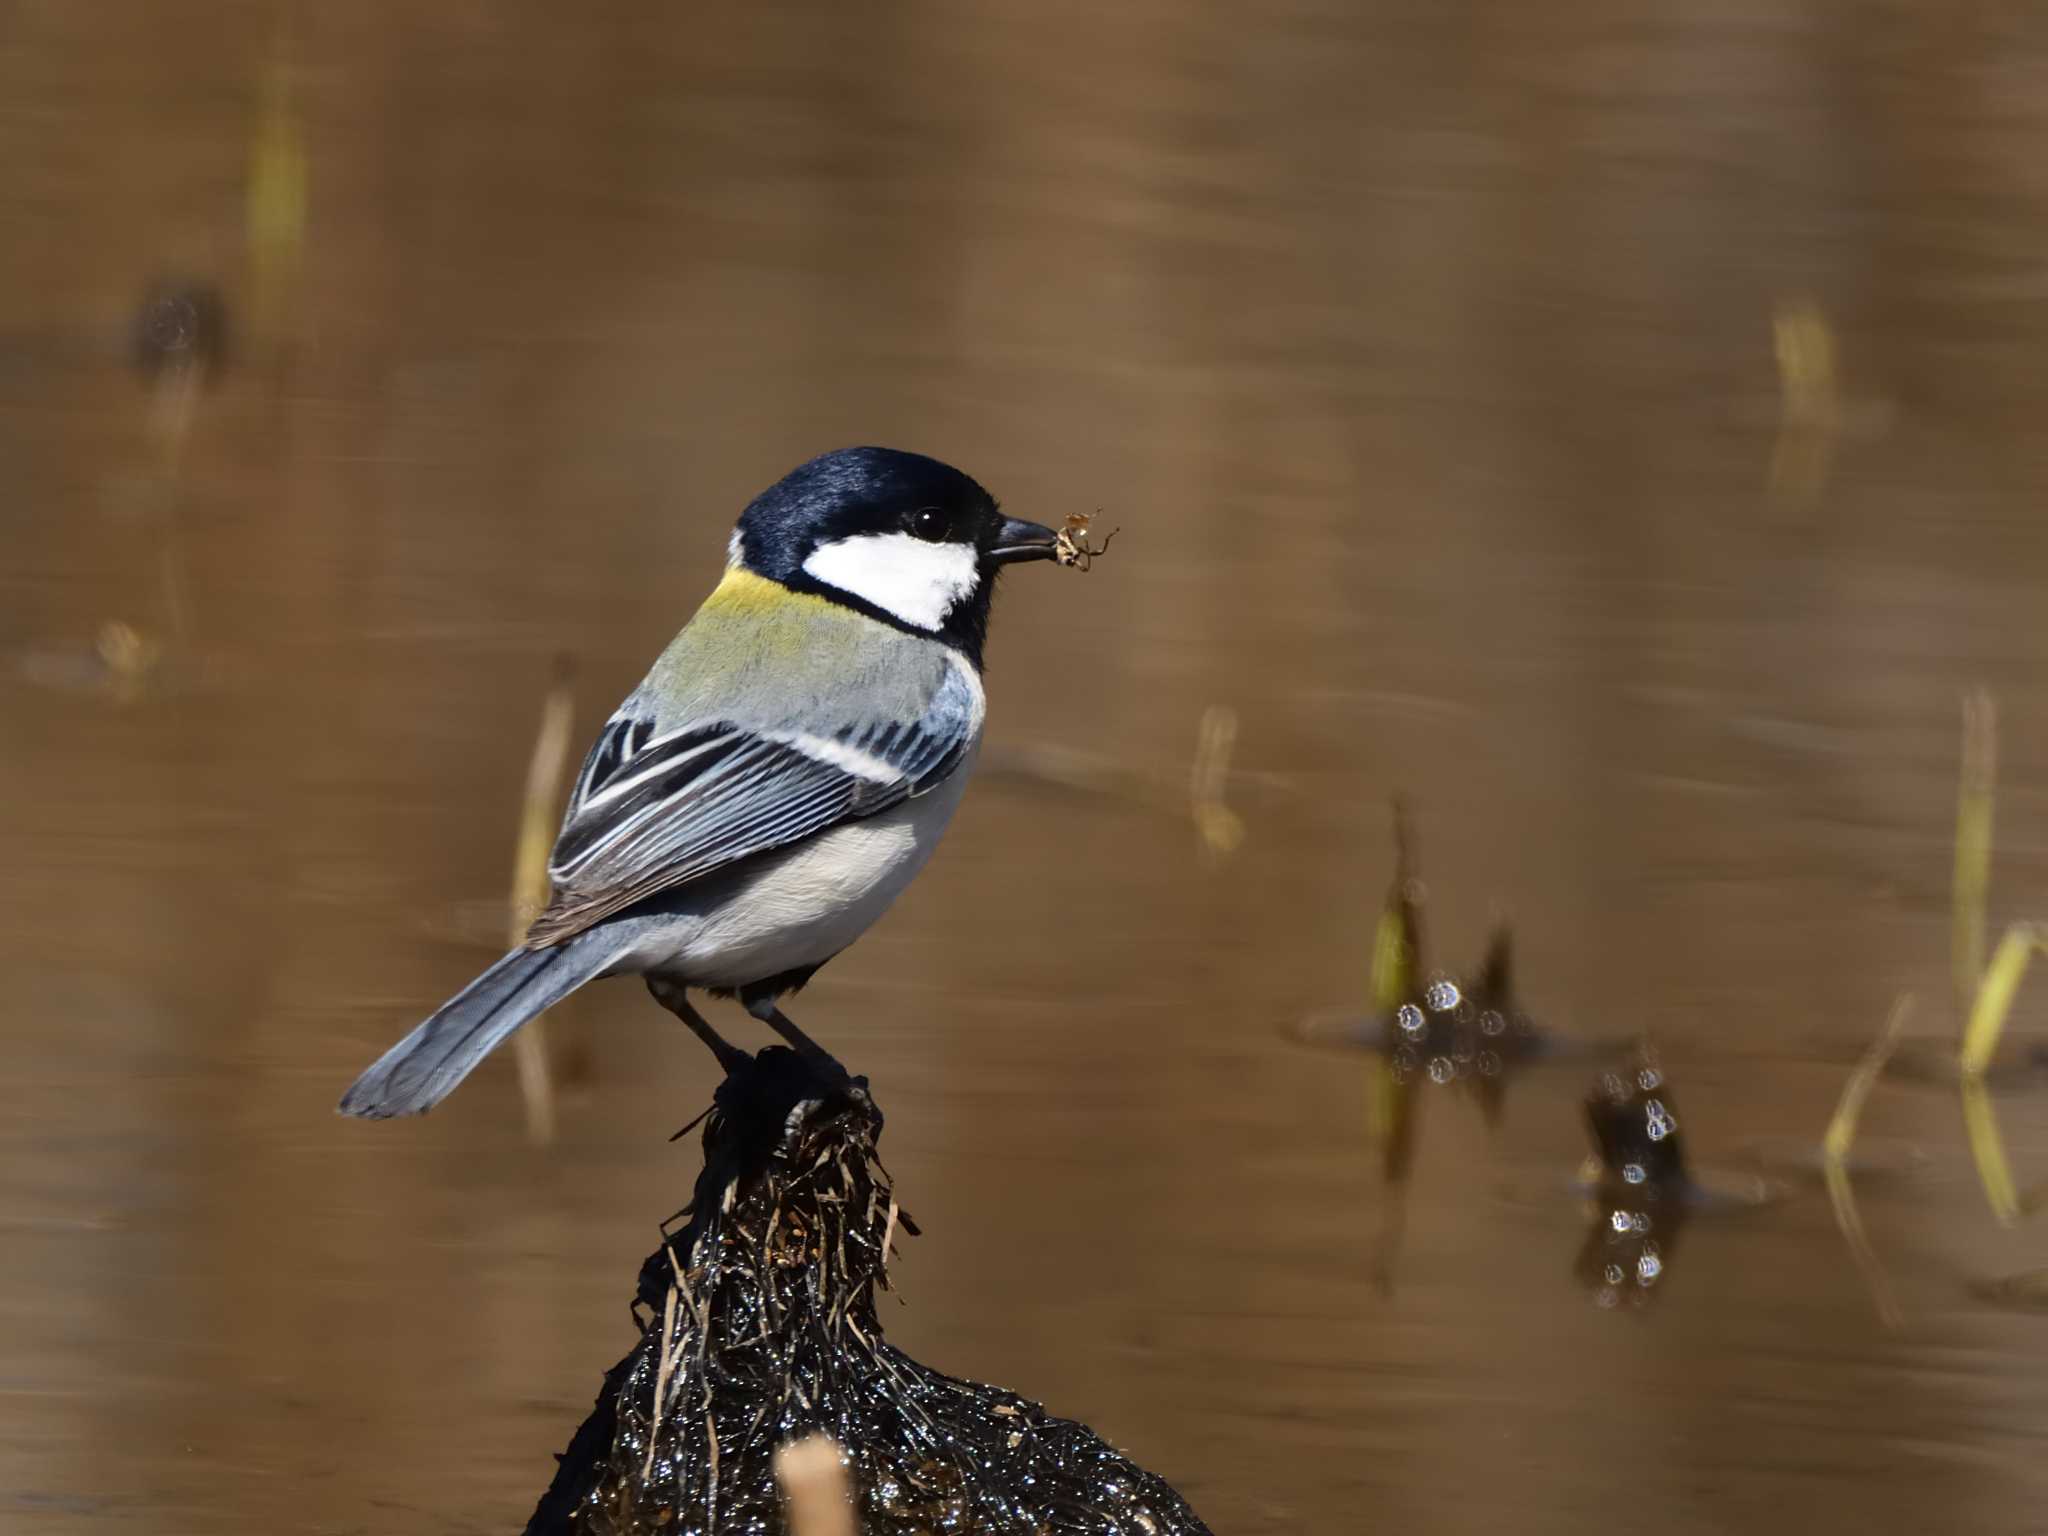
[
  {"left": 1425, "top": 978, "right": 1461, "bottom": 1012},
  {"left": 1638, "top": 1251, "right": 1663, "bottom": 1284},
  {"left": 1622, "top": 1162, "right": 1646, "bottom": 1184},
  {"left": 1645, "top": 1100, "right": 1676, "bottom": 1141},
  {"left": 1479, "top": 1009, "right": 1506, "bottom": 1036},
  {"left": 1396, "top": 1003, "right": 1425, "bottom": 1037},
  {"left": 1427, "top": 1056, "right": 1455, "bottom": 1085}
]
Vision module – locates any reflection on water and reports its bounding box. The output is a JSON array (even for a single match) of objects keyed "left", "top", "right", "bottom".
[
  {"left": 131, "top": 281, "right": 228, "bottom": 391},
  {"left": 11, "top": 3, "right": 2048, "bottom": 1533},
  {"left": 1306, "top": 807, "right": 1574, "bottom": 1295},
  {"left": 1292, "top": 806, "right": 1563, "bottom": 1172},
  {"left": 1584, "top": 1053, "right": 1688, "bottom": 1193},
  {"left": 1378, "top": 931, "right": 1546, "bottom": 1121},
  {"left": 1575, "top": 1053, "right": 1690, "bottom": 1312}
]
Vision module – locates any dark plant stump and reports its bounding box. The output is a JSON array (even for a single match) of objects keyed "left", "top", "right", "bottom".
[{"left": 528, "top": 1048, "right": 1210, "bottom": 1536}]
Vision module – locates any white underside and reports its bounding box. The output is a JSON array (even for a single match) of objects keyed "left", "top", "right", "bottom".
[{"left": 599, "top": 737, "right": 979, "bottom": 990}]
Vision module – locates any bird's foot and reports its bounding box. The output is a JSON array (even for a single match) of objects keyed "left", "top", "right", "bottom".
[
  {"left": 748, "top": 1000, "right": 842, "bottom": 1071},
  {"left": 646, "top": 977, "right": 751, "bottom": 1076}
]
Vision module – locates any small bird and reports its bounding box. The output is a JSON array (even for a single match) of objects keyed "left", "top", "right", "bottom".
[{"left": 341, "top": 447, "right": 1065, "bottom": 1117}]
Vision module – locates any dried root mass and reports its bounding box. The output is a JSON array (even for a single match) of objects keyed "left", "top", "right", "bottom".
[{"left": 529, "top": 1049, "right": 1208, "bottom": 1536}]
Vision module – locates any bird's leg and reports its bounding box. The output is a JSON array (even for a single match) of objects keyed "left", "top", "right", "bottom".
[
  {"left": 744, "top": 994, "right": 836, "bottom": 1063},
  {"left": 646, "top": 977, "right": 749, "bottom": 1075}
]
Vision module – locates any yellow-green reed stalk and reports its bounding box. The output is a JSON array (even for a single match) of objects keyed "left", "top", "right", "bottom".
[
  {"left": 1958, "top": 928, "right": 2048, "bottom": 1227},
  {"left": 1947, "top": 689, "right": 2048, "bottom": 1224},
  {"left": 1365, "top": 803, "right": 1421, "bottom": 1173},
  {"left": 508, "top": 657, "right": 577, "bottom": 1144},
  {"left": 1769, "top": 298, "right": 1841, "bottom": 512},
  {"left": 1189, "top": 704, "right": 1245, "bottom": 863},
  {"left": 246, "top": 42, "right": 307, "bottom": 362},
  {"left": 1960, "top": 1077, "right": 2025, "bottom": 1228},
  {"left": 1960, "top": 925, "right": 2041, "bottom": 1081},
  {"left": 1823, "top": 995, "right": 1911, "bottom": 1327},
  {"left": 1953, "top": 689, "right": 1997, "bottom": 1028}
]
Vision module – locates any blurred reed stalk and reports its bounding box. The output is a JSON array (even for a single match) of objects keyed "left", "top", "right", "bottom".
[
  {"left": 1960, "top": 1079, "right": 2028, "bottom": 1227},
  {"left": 1822, "top": 995, "right": 1911, "bottom": 1328},
  {"left": 143, "top": 374, "right": 195, "bottom": 660},
  {"left": 1365, "top": 802, "right": 1422, "bottom": 1161},
  {"left": 1944, "top": 687, "right": 2046, "bottom": 1225},
  {"left": 1819, "top": 691, "right": 2033, "bottom": 1307},
  {"left": 1953, "top": 689, "right": 1996, "bottom": 1027},
  {"left": 1960, "top": 925, "right": 2042, "bottom": 1083},
  {"left": 1365, "top": 802, "right": 1421, "bottom": 1291},
  {"left": 1958, "top": 927, "right": 2046, "bottom": 1227},
  {"left": 245, "top": 36, "right": 307, "bottom": 366},
  {"left": 773, "top": 1435, "right": 855, "bottom": 1536},
  {"left": 1769, "top": 298, "right": 1840, "bottom": 512},
  {"left": 508, "top": 656, "right": 578, "bottom": 1144},
  {"left": 1188, "top": 704, "right": 1245, "bottom": 862},
  {"left": 129, "top": 282, "right": 223, "bottom": 684}
]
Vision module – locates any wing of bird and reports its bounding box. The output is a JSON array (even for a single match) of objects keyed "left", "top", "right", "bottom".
[{"left": 522, "top": 659, "right": 980, "bottom": 947}]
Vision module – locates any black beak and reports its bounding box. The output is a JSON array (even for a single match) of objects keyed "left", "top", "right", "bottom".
[{"left": 986, "top": 516, "right": 1061, "bottom": 566}]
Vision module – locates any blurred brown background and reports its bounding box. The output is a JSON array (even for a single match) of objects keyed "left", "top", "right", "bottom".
[{"left": 7, "top": 3, "right": 2048, "bottom": 1532}]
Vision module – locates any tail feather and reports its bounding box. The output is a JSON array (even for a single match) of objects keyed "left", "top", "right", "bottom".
[{"left": 339, "top": 940, "right": 611, "bottom": 1118}]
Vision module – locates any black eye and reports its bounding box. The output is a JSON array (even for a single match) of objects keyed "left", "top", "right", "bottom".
[{"left": 906, "top": 506, "right": 950, "bottom": 542}]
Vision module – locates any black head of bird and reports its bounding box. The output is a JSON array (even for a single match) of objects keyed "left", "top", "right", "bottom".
[{"left": 730, "top": 446, "right": 1060, "bottom": 667}]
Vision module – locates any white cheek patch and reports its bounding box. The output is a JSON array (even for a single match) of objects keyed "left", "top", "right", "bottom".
[{"left": 801, "top": 532, "right": 981, "bottom": 632}]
